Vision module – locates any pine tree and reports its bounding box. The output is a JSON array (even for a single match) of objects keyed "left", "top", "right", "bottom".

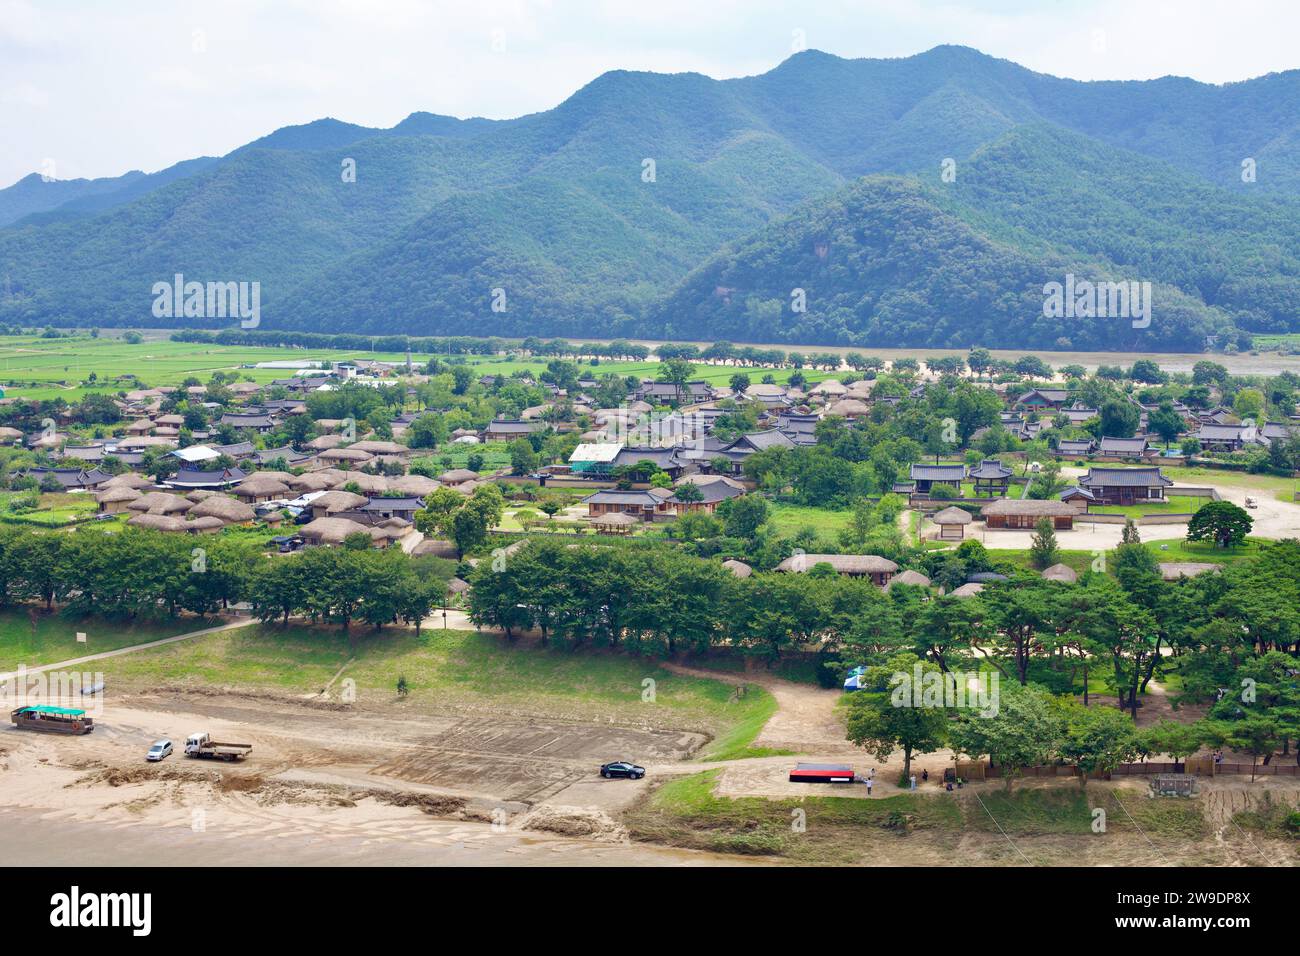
[
  {"left": 1120, "top": 517, "right": 1140, "bottom": 544},
  {"left": 1029, "top": 517, "right": 1060, "bottom": 569}
]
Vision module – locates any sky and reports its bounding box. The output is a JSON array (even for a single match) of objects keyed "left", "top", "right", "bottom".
[{"left": 2, "top": 0, "right": 1298, "bottom": 187}]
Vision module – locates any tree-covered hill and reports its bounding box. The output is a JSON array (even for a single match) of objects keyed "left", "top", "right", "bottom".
[
  {"left": 651, "top": 124, "right": 1300, "bottom": 350},
  {"left": 2, "top": 45, "right": 1299, "bottom": 348}
]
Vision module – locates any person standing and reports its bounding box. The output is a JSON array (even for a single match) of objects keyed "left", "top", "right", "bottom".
[
  {"left": 909, "top": 774, "right": 917, "bottom": 791},
  {"left": 865, "top": 776, "right": 873, "bottom": 796}
]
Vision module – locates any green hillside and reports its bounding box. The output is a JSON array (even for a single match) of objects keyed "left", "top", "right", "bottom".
[
  {"left": 652, "top": 124, "right": 1300, "bottom": 349},
  {"left": 1, "top": 45, "right": 1298, "bottom": 349}
]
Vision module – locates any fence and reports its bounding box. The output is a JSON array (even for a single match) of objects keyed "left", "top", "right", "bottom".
[
  {"left": 972, "top": 759, "right": 1297, "bottom": 780},
  {"left": 1138, "top": 513, "right": 1196, "bottom": 525},
  {"left": 1206, "top": 762, "right": 1299, "bottom": 777},
  {"left": 1074, "top": 513, "right": 1127, "bottom": 525},
  {"left": 1168, "top": 486, "right": 1220, "bottom": 501}
]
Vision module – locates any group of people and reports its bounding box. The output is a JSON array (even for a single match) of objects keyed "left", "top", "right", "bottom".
[{"left": 857, "top": 766, "right": 964, "bottom": 796}]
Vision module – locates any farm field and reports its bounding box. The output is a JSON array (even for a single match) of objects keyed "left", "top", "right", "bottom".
[
  {"left": 0, "top": 334, "right": 413, "bottom": 401},
  {"left": 0, "top": 332, "right": 835, "bottom": 404},
  {"left": 410, "top": 441, "right": 513, "bottom": 473}
]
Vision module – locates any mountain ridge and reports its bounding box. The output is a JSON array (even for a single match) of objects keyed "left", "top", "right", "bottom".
[{"left": 2, "top": 46, "right": 1297, "bottom": 350}]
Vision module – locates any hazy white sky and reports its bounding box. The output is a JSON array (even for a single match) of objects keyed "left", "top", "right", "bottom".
[{"left": 3, "top": 0, "right": 1297, "bottom": 187}]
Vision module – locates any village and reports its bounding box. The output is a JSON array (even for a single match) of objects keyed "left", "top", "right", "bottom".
[{"left": 0, "top": 332, "right": 1296, "bottom": 869}]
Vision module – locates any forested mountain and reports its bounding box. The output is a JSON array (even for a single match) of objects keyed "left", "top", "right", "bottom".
[
  {"left": 653, "top": 124, "right": 1300, "bottom": 349},
  {"left": 2, "top": 46, "right": 1298, "bottom": 349}
]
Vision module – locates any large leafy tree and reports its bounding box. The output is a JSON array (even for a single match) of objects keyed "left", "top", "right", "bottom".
[
  {"left": 948, "top": 683, "right": 1062, "bottom": 791},
  {"left": 1056, "top": 701, "right": 1140, "bottom": 787},
  {"left": 845, "top": 654, "right": 949, "bottom": 782},
  {"left": 1187, "top": 500, "right": 1252, "bottom": 549}
]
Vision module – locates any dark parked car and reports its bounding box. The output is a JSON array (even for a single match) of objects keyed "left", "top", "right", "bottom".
[
  {"left": 599, "top": 761, "right": 645, "bottom": 780},
  {"left": 271, "top": 535, "right": 303, "bottom": 553}
]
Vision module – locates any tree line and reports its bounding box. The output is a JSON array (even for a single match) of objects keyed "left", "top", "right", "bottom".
[{"left": 0, "top": 525, "right": 451, "bottom": 632}]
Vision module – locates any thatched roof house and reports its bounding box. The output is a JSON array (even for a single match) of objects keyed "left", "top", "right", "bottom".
[
  {"left": 774, "top": 553, "right": 898, "bottom": 586},
  {"left": 316, "top": 447, "right": 375, "bottom": 465},
  {"left": 287, "top": 471, "right": 336, "bottom": 492},
  {"left": 592, "top": 512, "right": 639, "bottom": 533},
  {"left": 387, "top": 474, "right": 439, "bottom": 496},
  {"left": 305, "top": 434, "right": 345, "bottom": 451},
  {"left": 366, "top": 518, "right": 414, "bottom": 545},
  {"left": 1041, "top": 563, "right": 1079, "bottom": 583},
  {"left": 96, "top": 486, "right": 141, "bottom": 513},
  {"left": 187, "top": 494, "right": 256, "bottom": 524},
  {"left": 438, "top": 468, "right": 479, "bottom": 486},
  {"left": 722, "top": 559, "right": 753, "bottom": 578},
  {"left": 128, "top": 492, "right": 193, "bottom": 515},
  {"left": 886, "top": 569, "right": 932, "bottom": 590},
  {"left": 126, "top": 513, "right": 189, "bottom": 532},
  {"left": 232, "top": 474, "right": 291, "bottom": 502},
  {"left": 825, "top": 398, "right": 871, "bottom": 419},
  {"left": 310, "top": 490, "right": 368, "bottom": 516},
  {"left": 810, "top": 379, "right": 847, "bottom": 397},
  {"left": 245, "top": 470, "right": 296, "bottom": 484},
  {"left": 186, "top": 515, "right": 226, "bottom": 533},
  {"left": 348, "top": 440, "right": 410, "bottom": 456},
  {"left": 299, "top": 516, "right": 370, "bottom": 546},
  {"left": 948, "top": 582, "right": 985, "bottom": 599},
  {"left": 103, "top": 472, "right": 155, "bottom": 490},
  {"left": 335, "top": 471, "right": 388, "bottom": 494},
  {"left": 413, "top": 538, "right": 459, "bottom": 559},
  {"left": 981, "top": 498, "right": 1076, "bottom": 530}
]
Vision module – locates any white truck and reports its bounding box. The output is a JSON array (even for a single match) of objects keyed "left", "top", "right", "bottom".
[{"left": 184, "top": 731, "right": 252, "bottom": 761}]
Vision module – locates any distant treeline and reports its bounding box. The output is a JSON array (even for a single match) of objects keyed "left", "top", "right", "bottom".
[{"left": 170, "top": 328, "right": 973, "bottom": 372}]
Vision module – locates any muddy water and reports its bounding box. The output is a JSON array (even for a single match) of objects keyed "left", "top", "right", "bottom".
[{"left": 0, "top": 806, "right": 756, "bottom": 867}]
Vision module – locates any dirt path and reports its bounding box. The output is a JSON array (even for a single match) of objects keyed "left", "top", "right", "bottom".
[{"left": 661, "top": 662, "right": 855, "bottom": 756}]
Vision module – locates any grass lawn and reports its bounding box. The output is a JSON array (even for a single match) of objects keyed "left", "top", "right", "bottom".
[
  {"left": 98, "top": 624, "right": 778, "bottom": 744},
  {"left": 1140, "top": 537, "right": 1262, "bottom": 565},
  {"left": 986, "top": 548, "right": 1099, "bottom": 575},
  {"left": 700, "top": 686, "right": 788, "bottom": 761},
  {"left": 0, "top": 608, "right": 205, "bottom": 671},
  {"left": 1089, "top": 495, "right": 1203, "bottom": 517},
  {"left": 767, "top": 502, "right": 850, "bottom": 537},
  {"left": 1157, "top": 464, "right": 1300, "bottom": 502},
  {"left": 625, "top": 769, "right": 962, "bottom": 859}
]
